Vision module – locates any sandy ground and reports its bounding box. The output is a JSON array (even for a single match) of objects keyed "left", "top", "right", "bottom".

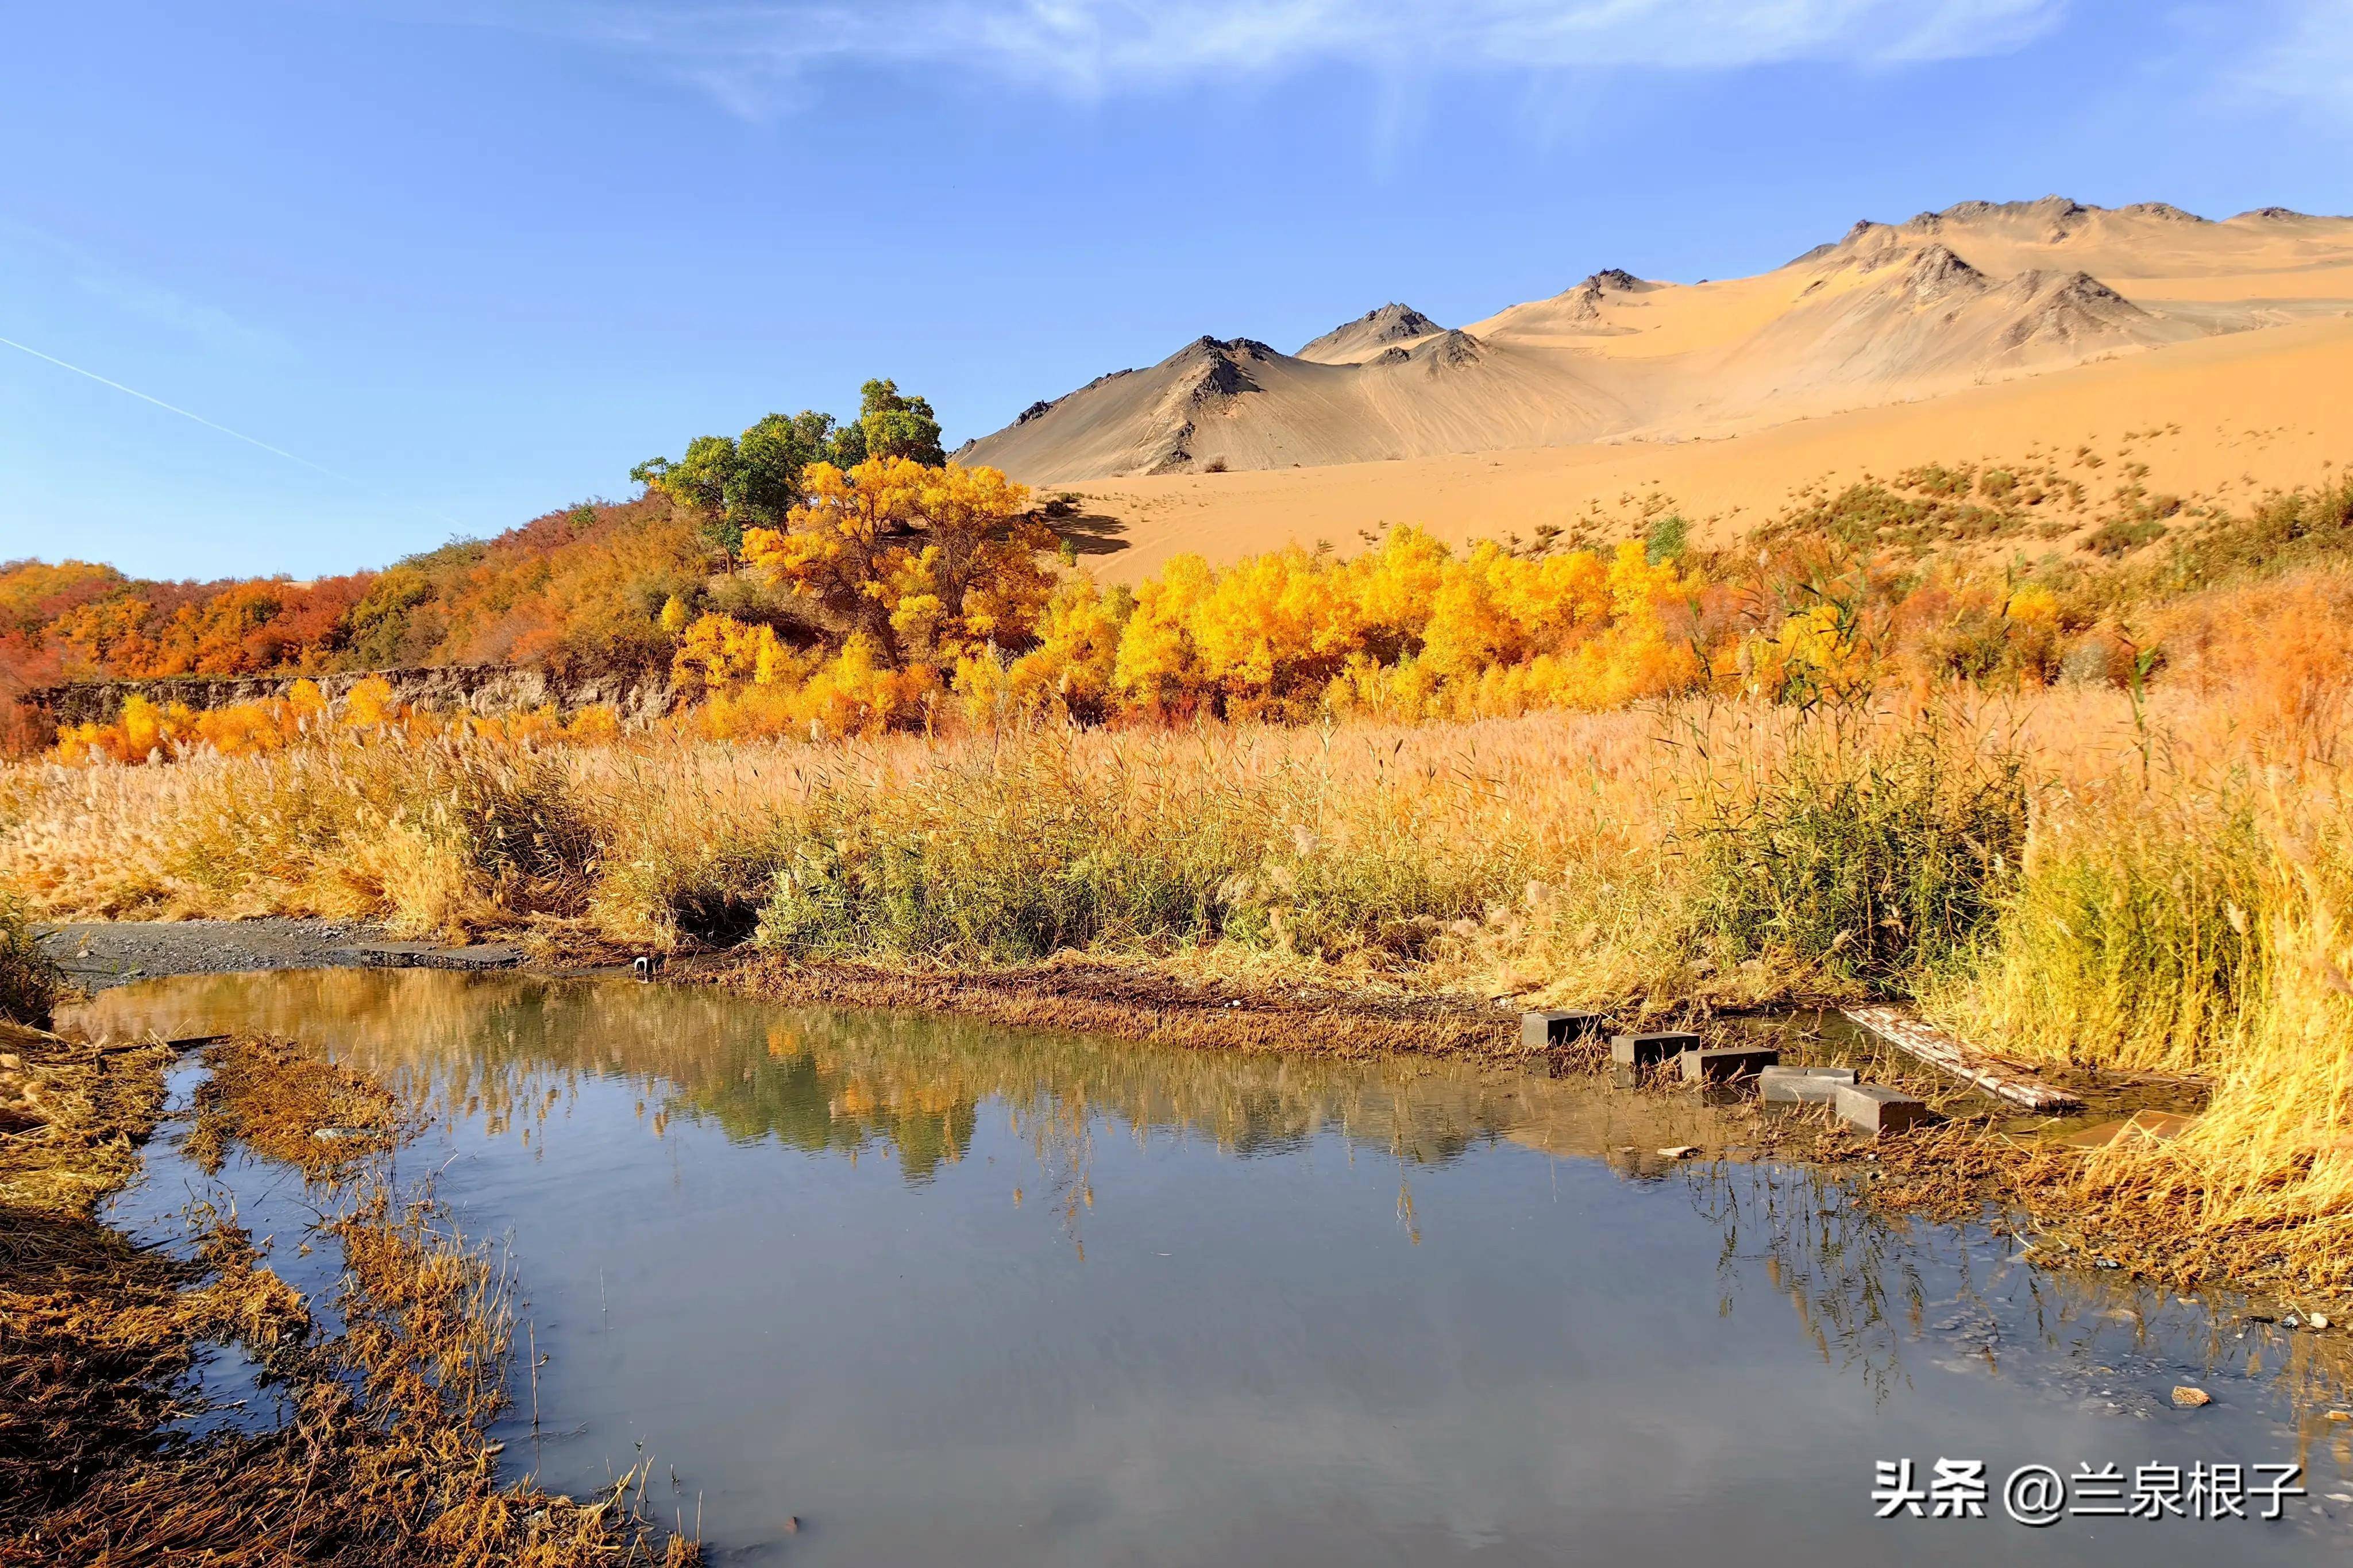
[
  {"left": 1052, "top": 313, "right": 2353, "bottom": 580},
  {"left": 40, "top": 920, "right": 526, "bottom": 992}
]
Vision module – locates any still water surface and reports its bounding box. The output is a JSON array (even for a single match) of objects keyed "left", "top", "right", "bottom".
[{"left": 67, "top": 970, "right": 2353, "bottom": 1566}]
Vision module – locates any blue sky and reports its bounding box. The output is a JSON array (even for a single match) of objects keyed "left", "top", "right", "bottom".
[{"left": 2, "top": 0, "right": 2346, "bottom": 581}]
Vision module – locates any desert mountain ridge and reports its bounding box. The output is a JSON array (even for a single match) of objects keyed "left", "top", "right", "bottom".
[{"left": 957, "top": 196, "right": 2353, "bottom": 484}]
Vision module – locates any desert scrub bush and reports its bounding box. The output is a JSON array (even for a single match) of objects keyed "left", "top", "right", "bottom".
[
  {"left": 1669, "top": 704, "right": 2027, "bottom": 995},
  {"left": 0, "top": 894, "right": 60, "bottom": 1025},
  {"left": 1928, "top": 778, "right": 2271, "bottom": 1074},
  {"left": 756, "top": 728, "right": 1528, "bottom": 965}
]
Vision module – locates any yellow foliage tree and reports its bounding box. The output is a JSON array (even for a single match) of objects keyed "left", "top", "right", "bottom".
[{"left": 741, "top": 458, "right": 1053, "bottom": 666}]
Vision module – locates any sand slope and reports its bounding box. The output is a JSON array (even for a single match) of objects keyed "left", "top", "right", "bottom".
[
  {"left": 1049, "top": 314, "right": 2353, "bottom": 583},
  {"left": 962, "top": 197, "right": 2353, "bottom": 493}
]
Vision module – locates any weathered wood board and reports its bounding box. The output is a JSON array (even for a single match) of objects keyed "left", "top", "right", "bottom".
[{"left": 1841, "top": 1006, "right": 2083, "bottom": 1114}]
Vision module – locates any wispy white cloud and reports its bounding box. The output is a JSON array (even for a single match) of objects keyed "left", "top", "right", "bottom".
[
  {"left": 478, "top": 0, "right": 2067, "bottom": 113},
  {"left": 2228, "top": 0, "right": 2353, "bottom": 128}
]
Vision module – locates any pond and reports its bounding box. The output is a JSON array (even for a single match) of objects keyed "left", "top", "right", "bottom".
[{"left": 65, "top": 970, "right": 2353, "bottom": 1565}]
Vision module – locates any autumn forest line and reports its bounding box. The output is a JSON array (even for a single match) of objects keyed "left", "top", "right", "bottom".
[{"left": 10, "top": 374, "right": 2353, "bottom": 763}]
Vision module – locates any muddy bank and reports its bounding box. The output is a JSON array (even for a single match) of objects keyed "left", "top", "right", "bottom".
[
  {"left": 722, "top": 951, "right": 1527, "bottom": 1061},
  {"left": 42, "top": 921, "right": 1527, "bottom": 1060},
  {"left": 40, "top": 920, "right": 527, "bottom": 992}
]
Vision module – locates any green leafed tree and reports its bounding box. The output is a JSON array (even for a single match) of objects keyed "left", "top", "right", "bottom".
[
  {"left": 634, "top": 382, "right": 948, "bottom": 568},
  {"left": 734, "top": 412, "right": 835, "bottom": 523},
  {"left": 853, "top": 378, "right": 945, "bottom": 466},
  {"left": 631, "top": 432, "right": 749, "bottom": 565}
]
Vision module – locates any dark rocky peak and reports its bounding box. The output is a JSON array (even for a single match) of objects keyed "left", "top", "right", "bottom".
[
  {"left": 1560, "top": 267, "right": 1656, "bottom": 318},
  {"left": 1168, "top": 335, "right": 1278, "bottom": 368},
  {"left": 1167, "top": 338, "right": 1268, "bottom": 403},
  {"left": 1900, "top": 244, "right": 1988, "bottom": 302},
  {"left": 1410, "top": 329, "right": 1486, "bottom": 367},
  {"left": 2036, "top": 270, "right": 2132, "bottom": 307},
  {"left": 1997, "top": 269, "right": 2148, "bottom": 349},
  {"left": 1927, "top": 196, "right": 2096, "bottom": 229},
  {"left": 1352, "top": 302, "right": 1442, "bottom": 335},
  {"left": 1295, "top": 304, "right": 1444, "bottom": 361}
]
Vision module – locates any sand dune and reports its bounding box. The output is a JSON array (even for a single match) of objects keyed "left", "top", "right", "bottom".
[
  {"left": 961, "top": 196, "right": 2353, "bottom": 498},
  {"left": 1048, "top": 314, "right": 2353, "bottom": 583}
]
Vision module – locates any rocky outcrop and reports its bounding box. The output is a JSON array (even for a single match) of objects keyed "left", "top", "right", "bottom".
[
  {"left": 1995, "top": 269, "right": 2149, "bottom": 350},
  {"left": 1296, "top": 303, "right": 1444, "bottom": 364},
  {"left": 29, "top": 666, "right": 676, "bottom": 728},
  {"left": 1178, "top": 337, "right": 1271, "bottom": 404},
  {"left": 1410, "top": 329, "right": 1487, "bottom": 368},
  {"left": 1902, "top": 244, "right": 1988, "bottom": 304}
]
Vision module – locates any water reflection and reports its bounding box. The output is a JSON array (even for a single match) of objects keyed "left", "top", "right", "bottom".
[
  {"left": 66, "top": 971, "right": 2353, "bottom": 1566},
  {"left": 70, "top": 967, "right": 1730, "bottom": 1183}
]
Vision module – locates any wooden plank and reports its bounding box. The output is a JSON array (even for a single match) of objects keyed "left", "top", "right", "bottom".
[{"left": 1841, "top": 1006, "right": 2082, "bottom": 1114}]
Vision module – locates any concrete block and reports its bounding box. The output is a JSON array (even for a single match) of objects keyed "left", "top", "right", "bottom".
[
  {"left": 1611, "top": 1032, "right": 1702, "bottom": 1068},
  {"left": 1836, "top": 1083, "right": 1932, "bottom": 1135},
  {"left": 1680, "top": 1045, "right": 1780, "bottom": 1084},
  {"left": 1759, "top": 1065, "right": 1859, "bottom": 1105},
  {"left": 1521, "top": 1010, "right": 1606, "bottom": 1051}
]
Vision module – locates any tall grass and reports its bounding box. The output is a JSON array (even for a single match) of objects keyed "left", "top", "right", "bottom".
[
  {"left": 2063, "top": 787, "right": 2353, "bottom": 1282},
  {"left": 0, "top": 894, "right": 59, "bottom": 1025},
  {"left": 2175, "top": 816, "right": 2353, "bottom": 1265},
  {"left": 1672, "top": 704, "right": 2027, "bottom": 995},
  {"left": 1929, "top": 781, "right": 2270, "bottom": 1073},
  {"left": 755, "top": 727, "right": 1530, "bottom": 965}
]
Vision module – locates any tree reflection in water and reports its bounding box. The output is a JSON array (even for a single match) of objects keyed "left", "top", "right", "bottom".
[{"left": 68, "top": 968, "right": 2353, "bottom": 1443}]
